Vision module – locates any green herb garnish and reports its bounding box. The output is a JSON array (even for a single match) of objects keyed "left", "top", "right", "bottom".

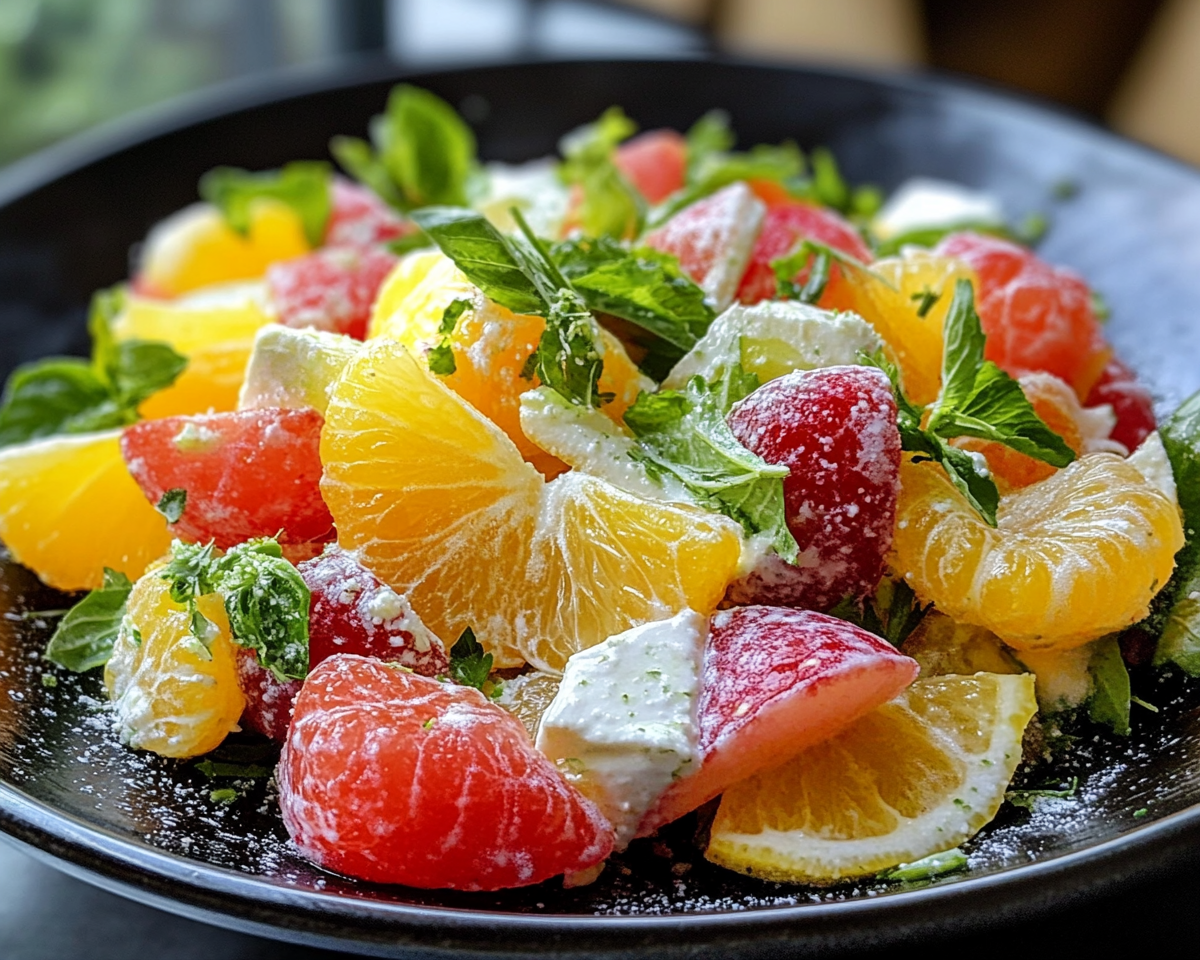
[
  {"left": 199, "top": 161, "right": 332, "bottom": 246},
  {"left": 43, "top": 568, "right": 133, "bottom": 672},
  {"left": 449, "top": 627, "right": 492, "bottom": 690}
]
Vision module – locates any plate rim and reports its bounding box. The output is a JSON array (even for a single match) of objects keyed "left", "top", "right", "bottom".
[{"left": 4, "top": 54, "right": 1200, "bottom": 955}]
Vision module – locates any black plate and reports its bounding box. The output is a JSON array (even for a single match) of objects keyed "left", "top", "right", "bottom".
[{"left": 3, "top": 57, "right": 1200, "bottom": 958}]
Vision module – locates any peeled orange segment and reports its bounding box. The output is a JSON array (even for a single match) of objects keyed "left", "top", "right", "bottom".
[
  {"left": 519, "top": 473, "right": 743, "bottom": 674},
  {"left": 0, "top": 430, "right": 172, "bottom": 591},
  {"left": 320, "top": 340, "right": 541, "bottom": 667},
  {"left": 496, "top": 671, "right": 561, "bottom": 739},
  {"left": 137, "top": 200, "right": 310, "bottom": 298},
  {"left": 839, "top": 251, "right": 977, "bottom": 406},
  {"left": 893, "top": 456, "right": 1183, "bottom": 651},
  {"left": 114, "top": 283, "right": 276, "bottom": 418},
  {"left": 900, "top": 610, "right": 1025, "bottom": 678},
  {"left": 369, "top": 252, "right": 651, "bottom": 478},
  {"left": 706, "top": 673, "right": 1036, "bottom": 883},
  {"left": 104, "top": 573, "right": 246, "bottom": 758}
]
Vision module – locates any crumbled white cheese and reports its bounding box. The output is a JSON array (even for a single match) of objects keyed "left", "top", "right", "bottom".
[{"left": 872, "top": 177, "right": 1004, "bottom": 240}]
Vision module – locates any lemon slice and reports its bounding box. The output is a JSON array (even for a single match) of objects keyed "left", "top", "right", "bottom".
[{"left": 706, "top": 672, "right": 1036, "bottom": 883}]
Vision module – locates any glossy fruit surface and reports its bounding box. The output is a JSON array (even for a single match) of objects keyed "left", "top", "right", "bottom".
[
  {"left": 278, "top": 654, "right": 614, "bottom": 890},
  {"left": 1086, "top": 357, "right": 1157, "bottom": 451},
  {"left": 725, "top": 366, "right": 900, "bottom": 612},
  {"left": 935, "top": 232, "right": 1110, "bottom": 397},
  {"left": 121, "top": 408, "right": 333, "bottom": 549},
  {"left": 614, "top": 129, "right": 687, "bottom": 203},
  {"left": 892, "top": 455, "right": 1183, "bottom": 650},
  {"left": 734, "top": 200, "right": 871, "bottom": 308},
  {"left": 0, "top": 429, "right": 171, "bottom": 590},
  {"left": 235, "top": 647, "right": 303, "bottom": 742},
  {"left": 706, "top": 672, "right": 1036, "bottom": 882},
  {"left": 640, "top": 606, "right": 917, "bottom": 834},
  {"left": 267, "top": 245, "right": 397, "bottom": 341},
  {"left": 105, "top": 572, "right": 246, "bottom": 758}
]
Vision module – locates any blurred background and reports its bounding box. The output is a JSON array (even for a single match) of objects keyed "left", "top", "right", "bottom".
[{"left": 0, "top": 0, "right": 1198, "bottom": 170}]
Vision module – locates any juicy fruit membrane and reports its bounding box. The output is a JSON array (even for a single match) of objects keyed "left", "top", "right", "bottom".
[
  {"left": 496, "top": 671, "right": 561, "bottom": 739},
  {"left": 370, "top": 252, "right": 649, "bottom": 478},
  {"left": 662, "top": 300, "right": 882, "bottom": 391},
  {"left": 319, "top": 340, "right": 743, "bottom": 671},
  {"left": 121, "top": 409, "right": 334, "bottom": 549},
  {"left": 640, "top": 607, "right": 918, "bottom": 835},
  {"left": 935, "top": 232, "right": 1111, "bottom": 398},
  {"left": 267, "top": 245, "right": 397, "bottom": 341},
  {"left": 105, "top": 573, "right": 246, "bottom": 758},
  {"left": 278, "top": 655, "right": 614, "bottom": 890},
  {"left": 706, "top": 672, "right": 1037, "bottom": 882},
  {"left": 0, "top": 430, "right": 171, "bottom": 590},
  {"left": 735, "top": 199, "right": 873, "bottom": 309},
  {"left": 725, "top": 366, "right": 901, "bottom": 612},
  {"left": 237, "top": 325, "right": 361, "bottom": 414},
  {"left": 114, "top": 283, "right": 276, "bottom": 418},
  {"left": 642, "top": 182, "right": 766, "bottom": 311},
  {"left": 136, "top": 200, "right": 310, "bottom": 298},
  {"left": 900, "top": 610, "right": 1024, "bottom": 678},
  {"left": 837, "top": 250, "right": 978, "bottom": 406},
  {"left": 893, "top": 456, "right": 1183, "bottom": 650}
]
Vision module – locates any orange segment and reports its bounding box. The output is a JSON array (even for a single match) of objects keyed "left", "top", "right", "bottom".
[
  {"left": 892, "top": 455, "right": 1183, "bottom": 651},
  {"left": 0, "top": 430, "right": 172, "bottom": 591},
  {"left": 320, "top": 339, "right": 743, "bottom": 672},
  {"left": 840, "top": 251, "right": 978, "bottom": 405},
  {"left": 369, "top": 253, "right": 651, "bottom": 478},
  {"left": 104, "top": 573, "right": 245, "bottom": 758},
  {"left": 113, "top": 283, "right": 276, "bottom": 418},
  {"left": 137, "top": 200, "right": 309, "bottom": 298}
]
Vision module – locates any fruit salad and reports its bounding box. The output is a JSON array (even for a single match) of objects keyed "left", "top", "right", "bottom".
[{"left": 2, "top": 84, "right": 1198, "bottom": 893}]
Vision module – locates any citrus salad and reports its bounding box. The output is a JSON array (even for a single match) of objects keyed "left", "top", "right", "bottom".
[{"left": 1, "top": 84, "right": 1198, "bottom": 893}]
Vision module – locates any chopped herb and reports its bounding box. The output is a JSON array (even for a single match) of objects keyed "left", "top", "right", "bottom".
[
  {"left": 449, "top": 627, "right": 492, "bottom": 691},
  {"left": 523, "top": 289, "right": 613, "bottom": 409},
  {"left": 1006, "top": 776, "right": 1079, "bottom": 810},
  {"left": 423, "top": 717, "right": 436, "bottom": 730},
  {"left": 209, "top": 788, "right": 238, "bottom": 804},
  {"left": 40, "top": 674, "right": 57, "bottom": 688},
  {"left": 878, "top": 848, "right": 968, "bottom": 882},
  {"left": 198, "top": 161, "right": 332, "bottom": 246},
  {"left": 1090, "top": 289, "right": 1111, "bottom": 322},
  {"left": 1133, "top": 807, "right": 1148, "bottom": 819},
  {"left": 1131, "top": 695, "right": 1159, "bottom": 713},
  {"left": 194, "top": 759, "right": 274, "bottom": 779},
  {"left": 769, "top": 239, "right": 886, "bottom": 305},
  {"left": 911, "top": 286, "right": 941, "bottom": 318},
  {"left": 156, "top": 488, "right": 187, "bottom": 525},
  {"left": 43, "top": 568, "right": 133, "bottom": 672},
  {"left": 557, "top": 106, "right": 643, "bottom": 239},
  {"left": 830, "top": 579, "right": 928, "bottom": 647},
  {"left": 684, "top": 110, "right": 735, "bottom": 177},
  {"left": 427, "top": 298, "right": 471, "bottom": 376}
]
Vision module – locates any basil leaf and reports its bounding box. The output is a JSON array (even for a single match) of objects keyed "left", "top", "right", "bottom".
[
  {"left": 526, "top": 290, "right": 612, "bottom": 409},
  {"left": 0, "top": 360, "right": 114, "bottom": 446},
  {"left": 199, "top": 161, "right": 332, "bottom": 246},
  {"left": 685, "top": 110, "right": 735, "bottom": 177},
  {"left": 213, "top": 539, "right": 311, "bottom": 683},
  {"left": 409, "top": 206, "right": 547, "bottom": 315},
  {"left": 44, "top": 568, "right": 133, "bottom": 672},
  {"left": 1088, "top": 635, "right": 1132, "bottom": 735},
  {"left": 558, "top": 106, "right": 644, "bottom": 238},
  {"left": 331, "top": 84, "right": 478, "bottom": 211},
  {"left": 449, "top": 626, "right": 492, "bottom": 690},
  {"left": 624, "top": 367, "right": 798, "bottom": 561}
]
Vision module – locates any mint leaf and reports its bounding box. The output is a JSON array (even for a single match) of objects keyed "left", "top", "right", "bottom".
[
  {"left": 409, "top": 206, "right": 546, "bottom": 315},
  {"left": 809, "top": 146, "right": 850, "bottom": 212},
  {"left": 557, "top": 106, "right": 643, "bottom": 239},
  {"left": 685, "top": 110, "right": 735, "bottom": 177},
  {"left": 878, "top": 848, "right": 968, "bottom": 882},
  {"left": 935, "top": 278, "right": 988, "bottom": 414},
  {"left": 652, "top": 140, "right": 804, "bottom": 227},
  {"left": 1007, "top": 776, "right": 1079, "bottom": 811},
  {"left": 195, "top": 759, "right": 274, "bottom": 779},
  {"left": 554, "top": 238, "right": 714, "bottom": 351},
  {"left": 160, "top": 540, "right": 219, "bottom": 605},
  {"left": 43, "top": 568, "right": 132, "bottom": 672},
  {"left": 427, "top": 298, "right": 470, "bottom": 376},
  {"left": 936, "top": 439, "right": 1001, "bottom": 526},
  {"left": 449, "top": 626, "right": 492, "bottom": 690},
  {"left": 831, "top": 579, "right": 928, "bottom": 648},
  {"left": 624, "top": 367, "right": 798, "bottom": 561},
  {"left": 156, "top": 488, "right": 187, "bottom": 524},
  {"left": 1088, "top": 636, "right": 1132, "bottom": 735},
  {"left": 199, "top": 161, "right": 332, "bottom": 246},
  {"left": 331, "top": 84, "right": 478, "bottom": 211},
  {"left": 526, "top": 290, "right": 612, "bottom": 409}
]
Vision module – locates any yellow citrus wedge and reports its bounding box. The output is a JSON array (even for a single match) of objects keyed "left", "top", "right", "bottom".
[
  {"left": 369, "top": 252, "right": 651, "bottom": 478},
  {"left": 319, "top": 339, "right": 743, "bottom": 671},
  {"left": 105, "top": 572, "right": 245, "bottom": 758},
  {"left": 113, "top": 282, "right": 276, "bottom": 418},
  {"left": 706, "top": 672, "right": 1037, "bottom": 883},
  {"left": 0, "top": 430, "right": 171, "bottom": 591},
  {"left": 137, "top": 200, "right": 309, "bottom": 298},
  {"left": 892, "top": 455, "right": 1183, "bottom": 651}
]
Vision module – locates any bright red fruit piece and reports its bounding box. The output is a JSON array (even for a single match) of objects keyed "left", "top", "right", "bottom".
[
  {"left": 1085, "top": 357, "right": 1156, "bottom": 452},
  {"left": 615, "top": 129, "right": 687, "bottom": 204},
  {"left": 236, "top": 648, "right": 303, "bottom": 742},
  {"left": 279, "top": 655, "right": 615, "bottom": 890},
  {"left": 323, "top": 178, "right": 413, "bottom": 248},
  {"left": 299, "top": 546, "right": 449, "bottom": 674},
  {"left": 638, "top": 606, "right": 918, "bottom": 835},
  {"left": 725, "top": 366, "right": 901, "bottom": 612},
  {"left": 734, "top": 199, "right": 872, "bottom": 307},
  {"left": 641, "top": 181, "right": 765, "bottom": 310},
  {"left": 935, "top": 231, "right": 1111, "bottom": 398},
  {"left": 120, "top": 408, "right": 334, "bottom": 549},
  {"left": 267, "top": 245, "right": 397, "bottom": 341}
]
